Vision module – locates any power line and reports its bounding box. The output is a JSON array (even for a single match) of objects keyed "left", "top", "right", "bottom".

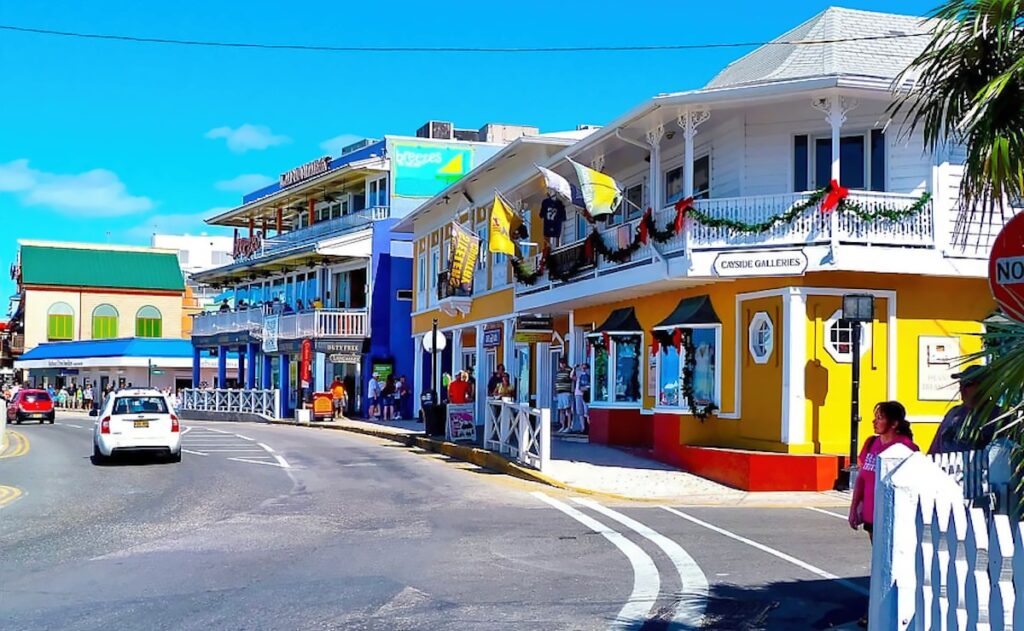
[{"left": 0, "top": 23, "right": 930, "bottom": 54}]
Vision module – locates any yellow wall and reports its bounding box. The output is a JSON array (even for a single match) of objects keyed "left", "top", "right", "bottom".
[
  {"left": 411, "top": 288, "right": 514, "bottom": 335},
  {"left": 739, "top": 296, "right": 784, "bottom": 446},
  {"left": 23, "top": 287, "right": 185, "bottom": 349}
]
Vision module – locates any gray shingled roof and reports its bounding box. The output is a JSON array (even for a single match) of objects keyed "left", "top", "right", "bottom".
[{"left": 705, "top": 7, "right": 931, "bottom": 90}]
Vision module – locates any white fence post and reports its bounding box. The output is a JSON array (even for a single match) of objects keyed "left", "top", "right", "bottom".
[
  {"left": 178, "top": 388, "right": 283, "bottom": 419},
  {"left": 480, "top": 399, "right": 551, "bottom": 472}
]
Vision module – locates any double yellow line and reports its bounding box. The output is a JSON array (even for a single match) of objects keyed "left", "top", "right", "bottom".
[
  {"left": 0, "top": 484, "right": 22, "bottom": 508},
  {"left": 0, "top": 430, "right": 29, "bottom": 459}
]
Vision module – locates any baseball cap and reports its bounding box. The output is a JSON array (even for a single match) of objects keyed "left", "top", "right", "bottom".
[{"left": 952, "top": 365, "right": 985, "bottom": 384}]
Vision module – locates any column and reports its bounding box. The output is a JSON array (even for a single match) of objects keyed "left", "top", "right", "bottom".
[
  {"left": 279, "top": 353, "right": 290, "bottom": 417},
  {"left": 813, "top": 94, "right": 857, "bottom": 254},
  {"left": 474, "top": 323, "right": 485, "bottom": 426},
  {"left": 412, "top": 334, "right": 423, "bottom": 418},
  {"left": 780, "top": 287, "right": 807, "bottom": 445},
  {"left": 216, "top": 345, "right": 227, "bottom": 389},
  {"left": 677, "top": 109, "right": 711, "bottom": 199},
  {"left": 261, "top": 353, "right": 273, "bottom": 389},
  {"left": 503, "top": 318, "right": 515, "bottom": 373},
  {"left": 646, "top": 125, "right": 664, "bottom": 211},
  {"left": 237, "top": 345, "right": 246, "bottom": 386},
  {"left": 246, "top": 342, "right": 259, "bottom": 389},
  {"left": 568, "top": 310, "right": 576, "bottom": 365},
  {"left": 451, "top": 329, "right": 463, "bottom": 376},
  {"left": 192, "top": 345, "right": 201, "bottom": 388}
]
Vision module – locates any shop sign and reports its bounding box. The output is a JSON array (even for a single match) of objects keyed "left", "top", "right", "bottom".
[
  {"left": 262, "top": 315, "right": 280, "bottom": 353},
  {"left": 233, "top": 230, "right": 263, "bottom": 260},
  {"left": 514, "top": 330, "right": 551, "bottom": 344},
  {"left": 372, "top": 361, "right": 394, "bottom": 381},
  {"left": 482, "top": 326, "right": 502, "bottom": 348},
  {"left": 280, "top": 156, "right": 331, "bottom": 188},
  {"left": 315, "top": 339, "right": 364, "bottom": 355},
  {"left": 300, "top": 339, "right": 313, "bottom": 387},
  {"left": 713, "top": 250, "right": 808, "bottom": 277},
  {"left": 47, "top": 359, "right": 84, "bottom": 368},
  {"left": 989, "top": 213, "right": 1024, "bottom": 322},
  {"left": 516, "top": 316, "right": 553, "bottom": 331},
  {"left": 918, "top": 336, "right": 960, "bottom": 401},
  {"left": 446, "top": 403, "right": 477, "bottom": 442},
  {"left": 328, "top": 353, "right": 362, "bottom": 364}
]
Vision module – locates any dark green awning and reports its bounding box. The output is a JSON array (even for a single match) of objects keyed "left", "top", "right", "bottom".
[
  {"left": 654, "top": 295, "right": 720, "bottom": 329},
  {"left": 591, "top": 307, "right": 642, "bottom": 333}
]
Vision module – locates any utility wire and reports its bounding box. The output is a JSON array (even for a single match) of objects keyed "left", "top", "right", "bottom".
[{"left": 0, "top": 23, "right": 931, "bottom": 53}]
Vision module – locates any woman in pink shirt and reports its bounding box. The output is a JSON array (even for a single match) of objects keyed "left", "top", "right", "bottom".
[{"left": 849, "top": 400, "right": 920, "bottom": 537}]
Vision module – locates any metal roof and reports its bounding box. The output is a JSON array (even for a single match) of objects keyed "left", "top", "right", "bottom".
[{"left": 20, "top": 243, "right": 185, "bottom": 292}]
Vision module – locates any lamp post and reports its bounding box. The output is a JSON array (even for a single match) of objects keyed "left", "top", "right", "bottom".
[{"left": 841, "top": 293, "right": 874, "bottom": 491}]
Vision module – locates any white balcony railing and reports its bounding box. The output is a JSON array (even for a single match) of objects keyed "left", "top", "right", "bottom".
[
  {"left": 192, "top": 308, "right": 368, "bottom": 340},
  {"left": 260, "top": 206, "right": 390, "bottom": 256}
]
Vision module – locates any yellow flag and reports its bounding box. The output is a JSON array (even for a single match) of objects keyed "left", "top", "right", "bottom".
[
  {"left": 488, "top": 193, "right": 520, "bottom": 255},
  {"left": 568, "top": 158, "right": 622, "bottom": 219}
]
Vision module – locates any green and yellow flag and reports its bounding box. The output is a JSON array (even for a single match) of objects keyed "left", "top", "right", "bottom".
[
  {"left": 488, "top": 193, "right": 520, "bottom": 255},
  {"left": 568, "top": 158, "right": 622, "bottom": 220}
]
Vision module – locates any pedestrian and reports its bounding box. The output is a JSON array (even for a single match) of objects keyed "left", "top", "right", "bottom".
[
  {"left": 495, "top": 373, "right": 515, "bottom": 400},
  {"left": 849, "top": 400, "right": 919, "bottom": 628},
  {"left": 929, "top": 365, "right": 999, "bottom": 455},
  {"left": 219, "top": 298, "right": 230, "bottom": 313},
  {"left": 488, "top": 364, "right": 507, "bottom": 397},
  {"left": 448, "top": 371, "right": 471, "bottom": 404},
  {"left": 330, "top": 377, "right": 348, "bottom": 420},
  {"left": 381, "top": 375, "right": 397, "bottom": 421},
  {"left": 554, "top": 358, "right": 573, "bottom": 433},
  {"left": 573, "top": 363, "right": 590, "bottom": 434},
  {"left": 367, "top": 372, "right": 381, "bottom": 420},
  {"left": 398, "top": 375, "right": 410, "bottom": 420},
  {"left": 465, "top": 367, "right": 476, "bottom": 402},
  {"left": 84, "top": 384, "right": 94, "bottom": 411},
  {"left": 312, "top": 297, "right": 323, "bottom": 310},
  {"left": 296, "top": 298, "right": 305, "bottom": 312}
]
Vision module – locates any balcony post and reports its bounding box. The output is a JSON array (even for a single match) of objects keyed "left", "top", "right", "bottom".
[
  {"left": 279, "top": 353, "right": 291, "bottom": 418},
  {"left": 261, "top": 352, "right": 273, "bottom": 389},
  {"left": 192, "top": 345, "right": 201, "bottom": 388},
  {"left": 246, "top": 342, "right": 259, "bottom": 389},
  {"left": 237, "top": 345, "right": 246, "bottom": 386},
  {"left": 646, "top": 124, "right": 665, "bottom": 211},
  {"left": 216, "top": 345, "right": 227, "bottom": 389},
  {"left": 813, "top": 94, "right": 858, "bottom": 255},
  {"left": 677, "top": 109, "right": 710, "bottom": 199}
]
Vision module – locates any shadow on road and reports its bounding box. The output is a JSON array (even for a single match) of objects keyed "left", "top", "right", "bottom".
[{"left": 90, "top": 454, "right": 177, "bottom": 467}]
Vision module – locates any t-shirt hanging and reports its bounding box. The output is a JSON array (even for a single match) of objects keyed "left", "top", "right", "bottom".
[{"left": 541, "top": 197, "right": 566, "bottom": 238}]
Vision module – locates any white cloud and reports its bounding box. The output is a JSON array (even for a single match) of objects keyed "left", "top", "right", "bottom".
[
  {"left": 0, "top": 159, "right": 153, "bottom": 216},
  {"left": 320, "top": 133, "right": 364, "bottom": 156},
  {"left": 125, "top": 208, "right": 232, "bottom": 241},
  {"left": 215, "top": 173, "right": 275, "bottom": 193},
  {"left": 205, "top": 124, "right": 290, "bottom": 153}
]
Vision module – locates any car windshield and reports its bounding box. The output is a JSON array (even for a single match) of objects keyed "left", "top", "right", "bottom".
[
  {"left": 112, "top": 396, "right": 168, "bottom": 415},
  {"left": 24, "top": 393, "right": 50, "bottom": 403}
]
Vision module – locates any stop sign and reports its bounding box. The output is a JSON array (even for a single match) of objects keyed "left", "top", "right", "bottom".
[{"left": 989, "top": 213, "right": 1024, "bottom": 322}]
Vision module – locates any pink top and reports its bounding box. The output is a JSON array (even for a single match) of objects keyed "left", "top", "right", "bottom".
[{"left": 858, "top": 434, "right": 919, "bottom": 524}]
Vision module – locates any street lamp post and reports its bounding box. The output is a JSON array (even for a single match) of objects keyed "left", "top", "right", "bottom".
[{"left": 841, "top": 294, "right": 875, "bottom": 491}]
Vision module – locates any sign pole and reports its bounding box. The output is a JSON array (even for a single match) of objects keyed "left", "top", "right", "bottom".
[
  {"left": 432, "top": 318, "right": 439, "bottom": 397},
  {"left": 148, "top": 358, "right": 152, "bottom": 388},
  {"left": 849, "top": 322, "right": 861, "bottom": 475}
]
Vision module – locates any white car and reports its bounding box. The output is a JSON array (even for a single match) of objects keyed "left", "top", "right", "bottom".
[{"left": 92, "top": 388, "right": 181, "bottom": 462}]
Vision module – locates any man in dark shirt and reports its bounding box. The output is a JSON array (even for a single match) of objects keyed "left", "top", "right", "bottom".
[
  {"left": 487, "top": 364, "right": 507, "bottom": 397},
  {"left": 929, "top": 365, "right": 1000, "bottom": 454},
  {"left": 541, "top": 195, "right": 566, "bottom": 248}
]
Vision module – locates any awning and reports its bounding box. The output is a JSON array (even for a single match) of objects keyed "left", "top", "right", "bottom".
[
  {"left": 590, "top": 307, "right": 642, "bottom": 334},
  {"left": 654, "top": 295, "right": 720, "bottom": 330},
  {"left": 14, "top": 338, "right": 238, "bottom": 370}
]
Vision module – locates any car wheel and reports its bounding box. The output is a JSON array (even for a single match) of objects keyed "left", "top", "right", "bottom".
[
  {"left": 48, "top": 413, "right": 55, "bottom": 424},
  {"left": 169, "top": 450, "right": 182, "bottom": 463},
  {"left": 92, "top": 444, "right": 106, "bottom": 464},
  {"left": 15, "top": 413, "right": 22, "bottom": 424}
]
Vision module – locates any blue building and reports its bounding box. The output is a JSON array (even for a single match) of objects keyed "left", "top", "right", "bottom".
[{"left": 190, "top": 121, "right": 538, "bottom": 418}]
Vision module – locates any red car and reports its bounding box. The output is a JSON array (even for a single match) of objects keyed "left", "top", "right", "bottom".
[{"left": 7, "top": 389, "right": 55, "bottom": 424}]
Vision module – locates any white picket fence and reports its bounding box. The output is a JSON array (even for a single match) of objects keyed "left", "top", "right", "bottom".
[
  {"left": 484, "top": 399, "right": 550, "bottom": 471},
  {"left": 870, "top": 442, "right": 1021, "bottom": 629},
  {"left": 180, "top": 388, "right": 280, "bottom": 419}
]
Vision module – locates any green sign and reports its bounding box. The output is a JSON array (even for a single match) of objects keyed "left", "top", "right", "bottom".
[
  {"left": 392, "top": 142, "right": 474, "bottom": 198},
  {"left": 371, "top": 361, "right": 394, "bottom": 381}
]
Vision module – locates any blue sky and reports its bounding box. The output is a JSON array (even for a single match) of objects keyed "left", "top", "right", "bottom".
[{"left": 0, "top": 0, "right": 937, "bottom": 301}]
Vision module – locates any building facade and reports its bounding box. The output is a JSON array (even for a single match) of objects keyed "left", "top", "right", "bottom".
[
  {"left": 189, "top": 121, "right": 538, "bottom": 417},
  {"left": 405, "top": 8, "right": 1001, "bottom": 490},
  {"left": 151, "top": 233, "right": 235, "bottom": 334}
]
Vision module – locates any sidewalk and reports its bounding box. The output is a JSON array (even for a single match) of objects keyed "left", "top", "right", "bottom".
[{"left": 271, "top": 416, "right": 850, "bottom": 507}]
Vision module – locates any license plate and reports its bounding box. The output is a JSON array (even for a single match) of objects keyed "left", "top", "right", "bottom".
[
  {"left": 29, "top": 413, "right": 44, "bottom": 418},
  {"left": 134, "top": 420, "right": 149, "bottom": 428}
]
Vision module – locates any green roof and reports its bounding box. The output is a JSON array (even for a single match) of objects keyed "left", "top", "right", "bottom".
[{"left": 20, "top": 245, "right": 185, "bottom": 292}]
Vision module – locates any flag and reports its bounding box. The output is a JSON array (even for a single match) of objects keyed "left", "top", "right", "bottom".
[
  {"left": 488, "top": 193, "right": 520, "bottom": 255},
  {"left": 536, "top": 165, "right": 572, "bottom": 202},
  {"left": 568, "top": 158, "right": 622, "bottom": 220},
  {"left": 448, "top": 222, "right": 481, "bottom": 290}
]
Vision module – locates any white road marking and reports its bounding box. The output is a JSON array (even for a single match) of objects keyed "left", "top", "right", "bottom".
[
  {"left": 201, "top": 449, "right": 268, "bottom": 453},
  {"left": 806, "top": 507, "right": 848, "bottom": 520},
  {"left": 575, "top": 499, "right": 708, "bottom": 629},
  {"left": 533, "top": 492, "right": 658, "bottom": 630},
  {"left": 203, "top": 428, "right": 234, "bottom": 434},
  {"left": 235, "top": 434, "right": 255, "bottom": 441},
  {"left": 181, "top": 426, "right": 193, "bottom": 435},
  {"left": 257, "top": 442, "right": 274, "bottom": 452},
  {"left": 181, "top": 449, "right": 208, "bottom": 456},
  {"left": 228, "top": 457, "right": 288, "bottom": 468},
  {"left": 659, "top": 506, "right": 869, "bottom": 596},
  {"left": 66, "top": 423, "right": 82, "bottom": 428},
  {"left": 339, "top": 462, "right": 378, "bottom": 467},
  {"left": 272, "top": 454, "right": 290, "bottom": 468}
]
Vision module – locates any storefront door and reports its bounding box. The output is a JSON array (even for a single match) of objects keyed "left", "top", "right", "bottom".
[{"left": 330, "top": 362, "right": 361, "bottom": 416}]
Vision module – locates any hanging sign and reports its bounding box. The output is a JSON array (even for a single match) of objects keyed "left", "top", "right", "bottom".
[
  {"left": 300, "top": 339, "right": 313, "bottom": 387},
  {"left": 280, "top": 156, "right": 331, "bottom": 188},
  {"left": 262, "top": 315, "right": 280, "bottom": 353},
  {"left": 989, "top": 213, "right": 1024, "bottom": 322},
  {"left": 447, "top": 223, "right": 481, "bottom": 292},
  {"left": 713, "top": 250, "right": 808, "bottom": 277},
  {"left": 482, "top": 326, "right": 502, "bottom": 348}
]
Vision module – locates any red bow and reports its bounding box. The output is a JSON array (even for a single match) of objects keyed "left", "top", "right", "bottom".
[
  {"left": 672, "top": 328, "right": 683, "bottom": 351},
  {"left": 639, "top": 208, "right": 651, "bottom": 244},
  {"left": 651, "top": 336, "right": 660, "bottom": 355},
  {"left": 602, "top": 331, "right": 611, "bottom": 348},
  {"left": 674, "top": 197, "right": 694, "bottom": 234},
  {"left": 821, "top": 180, "right": 849, "bottom": 213}
]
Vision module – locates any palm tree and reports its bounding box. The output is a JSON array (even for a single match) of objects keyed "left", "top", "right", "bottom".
[{"left": 894, "top": 1, "right": 1024, "bottom": 469}]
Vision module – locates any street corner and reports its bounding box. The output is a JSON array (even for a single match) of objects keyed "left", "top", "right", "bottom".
[
  {"left": 0, "top": 484, "right": 23, "bottom": 508},
  {"left": 0, "top": 430, "right": 29, "bottom": 459}
]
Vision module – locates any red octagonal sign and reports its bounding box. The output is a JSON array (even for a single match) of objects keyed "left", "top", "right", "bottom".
[{"left": 989, "top": 213, "right": 1024, "bottom": 322}]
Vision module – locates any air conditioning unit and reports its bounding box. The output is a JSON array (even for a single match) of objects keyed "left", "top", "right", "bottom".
[{"left": 416, "top": 121, "right": 453, "bottom": 140}]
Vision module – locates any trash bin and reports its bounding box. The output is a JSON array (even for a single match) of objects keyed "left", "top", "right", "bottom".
[{"left": 420, "top": 390, "right": 446, "bottom": 437}]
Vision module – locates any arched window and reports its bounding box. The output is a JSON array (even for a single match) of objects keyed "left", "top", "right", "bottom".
[
  {"left": 135, "top": 306, "right": 162, "bottom": 338},
  {"left": 92, "top": 304, "right": 119, "bottom": 339},
  {"left": 47, "top": 302, "right": 74, "bottom": 341}
]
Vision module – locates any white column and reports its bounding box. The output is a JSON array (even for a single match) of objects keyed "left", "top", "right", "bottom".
[
  {"left": 646, "top": 125, "right": 665, "bottom": 210},
  {"left": 503, "top": 318, "right": 515, "bottom": 372},
  {"left": 677, "top": 109, "right": 710, "bottom": 198},
  {"left": 475, "top": 323, "right": 485, "bottom": 425},
  {"left": 412, "top": 334, "right": 423, "bottom": 412},
  {"left": 567, "top": 310, "right": 576, "bottom": 366},
  {"left": 452, "top": 329, "right": 463, "bottom": 376},
  {"left": 780, "top": 287, "right": 807, "bottom": 445},
  {"left": 813, "top": 94, "right": 857, "bottom": 255}
]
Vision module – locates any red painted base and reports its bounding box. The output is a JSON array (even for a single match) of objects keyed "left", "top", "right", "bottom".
[{"left": 588, "top": 408, "right": 653, "bottom": 449}]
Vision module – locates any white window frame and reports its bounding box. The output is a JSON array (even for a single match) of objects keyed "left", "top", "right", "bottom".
[
  {"left": 653, "top": 324, "right": 723, "bottom": 413},
  {"left": 588, "top": 332, "right": 645, "bottom": 409},
  {"left": 748, "top": 312, "right": 774, "bottom": 365},
  {"left": 429, "top": 247, "right": 440, "bottom": 307},
  {"left": 824, "top": 309, "right": 872, "bottom": 364},
  {"left": 416, "top": 252, "right": 427, "bottom": 309},
  {"left": 367, "top": 175, "right": 388, "bottom": 209},
  {"left": 475, "top": 220, "right": 489, "bottom": 293}
]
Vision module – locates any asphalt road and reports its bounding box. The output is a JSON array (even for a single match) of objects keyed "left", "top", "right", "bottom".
[{"left": 1, "top": 414, "right": 870, "bottom": 630}]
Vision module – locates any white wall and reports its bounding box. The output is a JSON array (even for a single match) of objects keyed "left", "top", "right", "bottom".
[{"left": 151, "top": 234, "right": 234, "bottom": 275}]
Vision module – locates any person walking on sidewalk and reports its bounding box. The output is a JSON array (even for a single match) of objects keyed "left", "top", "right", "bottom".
[
  {"left": 848, "top": 400, "right": 919, "bottom": 627},
  {"left": 330, "top": 377, "right": 348, "bottom": 420},
  {"left": 367, "top": 373, "right": 382, "bottom": 420},
  {"left": 573, "top": 363, "right": 590, "bottom": 434},
  {"left": 555, "top": 359, "right": 573, "bottom": 433},
  {"left": 381, "top": 375, "right": 397, "bottom": 421}
]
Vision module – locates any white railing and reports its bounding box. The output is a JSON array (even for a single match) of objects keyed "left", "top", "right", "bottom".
[
  {"left": 193, "top": 308, "right": 368, "bottom": 339},
  {"left": 686, "top": 192, "right": 832, "bottom": 250},
  {"left": 180, "top": 388, "right": 280, "bottom": 418},
  {"left": 259, "top": 206, "right": 390, "bottom": 255},
  {"left": 836, "top": 191, "right": 934, "bottom": 247},
  {"left": 191, "top": 309, "right": 264, "bottom": 337},
  {"left": 484, "top": 399, "right": 550, "bottom": 471},
  {"left": 870, "top": 443, "right": 1021, "bottom": 629}
]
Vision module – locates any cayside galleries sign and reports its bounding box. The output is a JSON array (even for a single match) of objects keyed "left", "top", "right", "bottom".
[
  {"left": 713, "top": 250, "right": 808, "bottom": 278},
  {"left": 280, "top": 156, "right": 331, "bottom": 188}
]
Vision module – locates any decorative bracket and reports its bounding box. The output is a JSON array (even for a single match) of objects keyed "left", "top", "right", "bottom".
[
  {"left": 677, "top": 108, "right": 711, "bottom": 140},
  {"left": 590, "top": 154, "right": 605, "bottom": 173},
  {"left": 812, "top": 95, "right": 859, "bottom": 128},
  {"left": 645, "top": 123, "right": 665, "bottom": 148}
]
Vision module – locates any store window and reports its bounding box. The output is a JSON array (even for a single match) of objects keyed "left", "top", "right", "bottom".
[
  {"left": 824, "top": 309, "right": 871, "bottom": 364},
  {"left": 47, "top": 302, "right": 74, "bottom": 341},
  {"left": 589, "top": 334, "right": 643, "bottom": 405},
  {"left": 655, "top": 326, "right": 720, "bottom": 411},
  {"left": 92, "top": 304, "right": 119, "bottom": 340},
  {"left": 136, "top": 306, "right": 163, "bottom": 338},
  {"left": 748, "top": 312, "right": 774, "bottom": 364}
]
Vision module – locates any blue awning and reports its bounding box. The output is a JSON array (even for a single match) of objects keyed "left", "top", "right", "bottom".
[{"left": 19, "top": 338, "right": 197, "bottom": 361}]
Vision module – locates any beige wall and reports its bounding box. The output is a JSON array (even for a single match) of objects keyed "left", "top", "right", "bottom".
[{"left": 23, "top": 288, "right": 185, "bottom": 350}]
